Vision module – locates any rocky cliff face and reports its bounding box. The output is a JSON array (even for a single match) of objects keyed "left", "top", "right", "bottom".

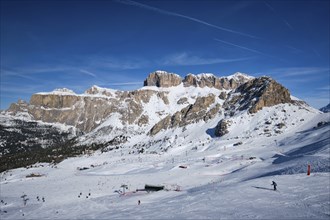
[
  {"left": 144, "top": 71, "right": 252, "bottom": 90},
  {"left": 7, "top": 88, "right": 170, "bottom": 133},
  {"left": 214, "top": 76, "right": 293, "bottom": 137},
  {"left": 223, "top": 76, "right": 292, "bottom": 115},
  {"left": 143, "top": 70, "right": 182, "bottom": 87},
  {"left": 183, "top": 72, "right": 251, "bottom": 90},
  {"left": 214, "top": 119, "right": 232, "bottom": 137},
  {"left": 149, "top": 94, "right": 220, "bottom": 136}
]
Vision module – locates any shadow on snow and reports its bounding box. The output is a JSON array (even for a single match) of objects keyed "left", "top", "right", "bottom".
[{"left": 272, "top": 137, "right": 330, "bottom": 165}]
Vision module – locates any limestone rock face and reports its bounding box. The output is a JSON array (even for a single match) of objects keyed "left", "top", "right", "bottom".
[
  {"left": 84, "top": 85, "right": 115, "bottom": 97},
  {"left": 30, "top": 94, "right": 80, "bottom": 109},
  {"left": 137, "top": 115, "right": 149, "bottom": 126},
  {"left": 7, "top": 87, "right": 170, "bottom": 133},
  {"left": 29, "top": 94, "right": 118, "bottom": 132},
  {"left": 224, "top": 76, "right": 292, "bottom": 114},
  {"left": 149, "top": 94, "right": 219, "bottom": 136},
  {"left": 183, "top": 72, "right": 251, "bottom": 90},
  {"left": 7, "top": 100, "right": 29, "bottom": 113},
  {"left": 214, "top": 119, "right": 232, "bottom": 137},
  {"left": 143, "top": 71, "right": 182, "bottom": 87},
  {"left": 177, "top": 97, "right": 188, "bottom": 105},
  {"left": 218, "top": 92, "right": 227, "bottom": 100}
]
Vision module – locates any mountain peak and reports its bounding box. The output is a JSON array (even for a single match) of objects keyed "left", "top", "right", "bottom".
[
  {"left": 224, "top": 76, "right": 292, "bottom": 114},
  {"left": 84, "top": 85, "right": 117, "bottom": 96},
  {"left": 183, "top": 72, "right": 252, "bottom": 90},
  {"left": 143, "top": 71, "right": 182, "bottom": 87},
  {"left": 227, "top": 72, "right": 254, "bottom": 81},
  {"left": 320, "top": 103, "right": 330, "bottom": 113},
  {"left": 37, "top": 88, "right": 76, "bottom": 95},
  {"left": 196, "top": 73, "right": 216, "bottom": 78},
  {"left": 143, "top": 70, "right": 255, "bottom": 89}
]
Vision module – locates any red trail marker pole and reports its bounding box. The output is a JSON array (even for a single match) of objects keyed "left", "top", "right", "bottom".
[{"left": 307, "top": 164, "right": 311, "bottom": 175}]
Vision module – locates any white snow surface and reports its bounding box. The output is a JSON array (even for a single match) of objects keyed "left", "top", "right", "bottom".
[
  {"left": 37, "top": 88, "right": 76, "bottom": 95},
  {"left": 152, "top": 70, "right": 181, "bottom": 79},
  {"left": 1, "top": 111, "right": 329, "bottom": 219},
  {"left": 226, "top": 72, "right": 255, "bottom": 80}
]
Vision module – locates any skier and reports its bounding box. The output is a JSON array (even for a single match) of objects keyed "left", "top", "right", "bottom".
[
  {"left": 271, "top": 181, "right": 277, "bottom": 191},
  {"left": 138, "top": 200, "right": 141, "bottom": 205}
]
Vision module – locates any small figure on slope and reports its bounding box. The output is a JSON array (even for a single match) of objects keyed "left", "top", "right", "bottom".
[{"left": 271, "top": 181, "right": 277, "bottom": 191}]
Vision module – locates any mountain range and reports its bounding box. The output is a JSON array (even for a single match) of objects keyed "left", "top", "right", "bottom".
[
  {"left": 0, "top": 70, "right": 329, "bottom": 219},
  {"left": 0, "top": 70, "right": 326, "bottom": 171}
]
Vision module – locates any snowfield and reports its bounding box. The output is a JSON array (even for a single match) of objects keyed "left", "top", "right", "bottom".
[{"left": 1, "top": 108, "right": 329, "bottom": 219}]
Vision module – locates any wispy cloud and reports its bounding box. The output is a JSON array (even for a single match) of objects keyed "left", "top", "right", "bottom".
[
  {"left": 285, "top": 45, "right": 305, "bottom": 54},
  {"left": 316, "top": 85, "right": 330, "bottom": 91},
  {"left": 263, "top": 1, "right": 293, "bottom": 30},
  {"left": 311, "top": 48, "right": 321, "bottom": 58},
  {"left": 304, "top": 97, "right": 329, "bottom": 109},
  {"left": 1, "top": 68, "right": 37, "bottom": 81},
  {"left": 18, "top": 66, "right": 72, "bottom": 74},
  {"left": 269, "top": 67, "right": 329, "bottom": 77},
  {"left": 257, "top": 67, "right": 329, "bottom": 109},
  {"left": 159, "top": 52, "right": 253, "bottom": 66},
  {"left": 1, "top": 84, "right": 42, "bottom": 95},
  {"left": 86, "top": 56, "right": 148, "bottom": 70},
  {"left": 80, "top": 69, "right": 97, "bottom": 78},
  {"left": 114, "top": 0, "right": 258, "bottom": 39},
  {"left": 214, "top": 38, "right": 265, "bottom": 55},
  {"left": 1, "top": 65, "right": 73, "bottom": 77}
]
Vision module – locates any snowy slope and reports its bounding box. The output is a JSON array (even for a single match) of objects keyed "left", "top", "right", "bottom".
[
  {"left": 1, "top": 112, "right": 329, "bottom": 219},
  {"left": 320, "top": 103, "right": 330, "bottom": 113}
]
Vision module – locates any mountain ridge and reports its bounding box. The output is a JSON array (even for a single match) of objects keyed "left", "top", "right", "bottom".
[{"left": 0, "top": 70, "right": 325, "bottom": 171}]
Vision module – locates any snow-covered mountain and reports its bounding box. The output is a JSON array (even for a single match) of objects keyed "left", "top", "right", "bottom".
[
  {"left": 0, "top": 71, "right": 324, "bottom": 164},
  {"left": 320, "top": 103, "right": 330, "bottom": 113},
  {"left": 0, "top": 71, "right": 329, "bottom": 219}
]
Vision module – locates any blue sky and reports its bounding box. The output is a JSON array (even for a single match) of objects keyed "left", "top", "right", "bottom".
[{"left": 1, "top": 0, "right": 329, "bottom": 110}]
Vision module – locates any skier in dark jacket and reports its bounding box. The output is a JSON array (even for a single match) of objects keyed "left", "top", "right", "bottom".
[{"left": 271, "top": 181, "right": 277, "bottom": 191}]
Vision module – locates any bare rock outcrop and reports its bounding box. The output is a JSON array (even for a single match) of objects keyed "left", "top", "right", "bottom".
[
  {"left": 224, "top": 76, "right": 292, "bottom": 114},
  {"left": 143, "top": 70, "right": 182, "bottom": 87},
  {"left": 183, "top": 72, "right": 252, "bottom": 90},
  {"left": 85, "top": 85, "right": 115, "bottom": 97},
  {"left": 214, "top": 119, "right": 232, "bottom": 137},
  {"left": 7, "top": 87, "right": 170, "bottom": 133},
  {"left": 218, "top": 92, "right": 227, "bottom": 100},
  {"left": 30, "top": 94, "right": 81, "bottom": 109},
  {"left": 177, "top": 97, "right": 188, "bottom": 105},
  {"left": 149, "top": 94, "right": 219, "bottom": 135}
]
